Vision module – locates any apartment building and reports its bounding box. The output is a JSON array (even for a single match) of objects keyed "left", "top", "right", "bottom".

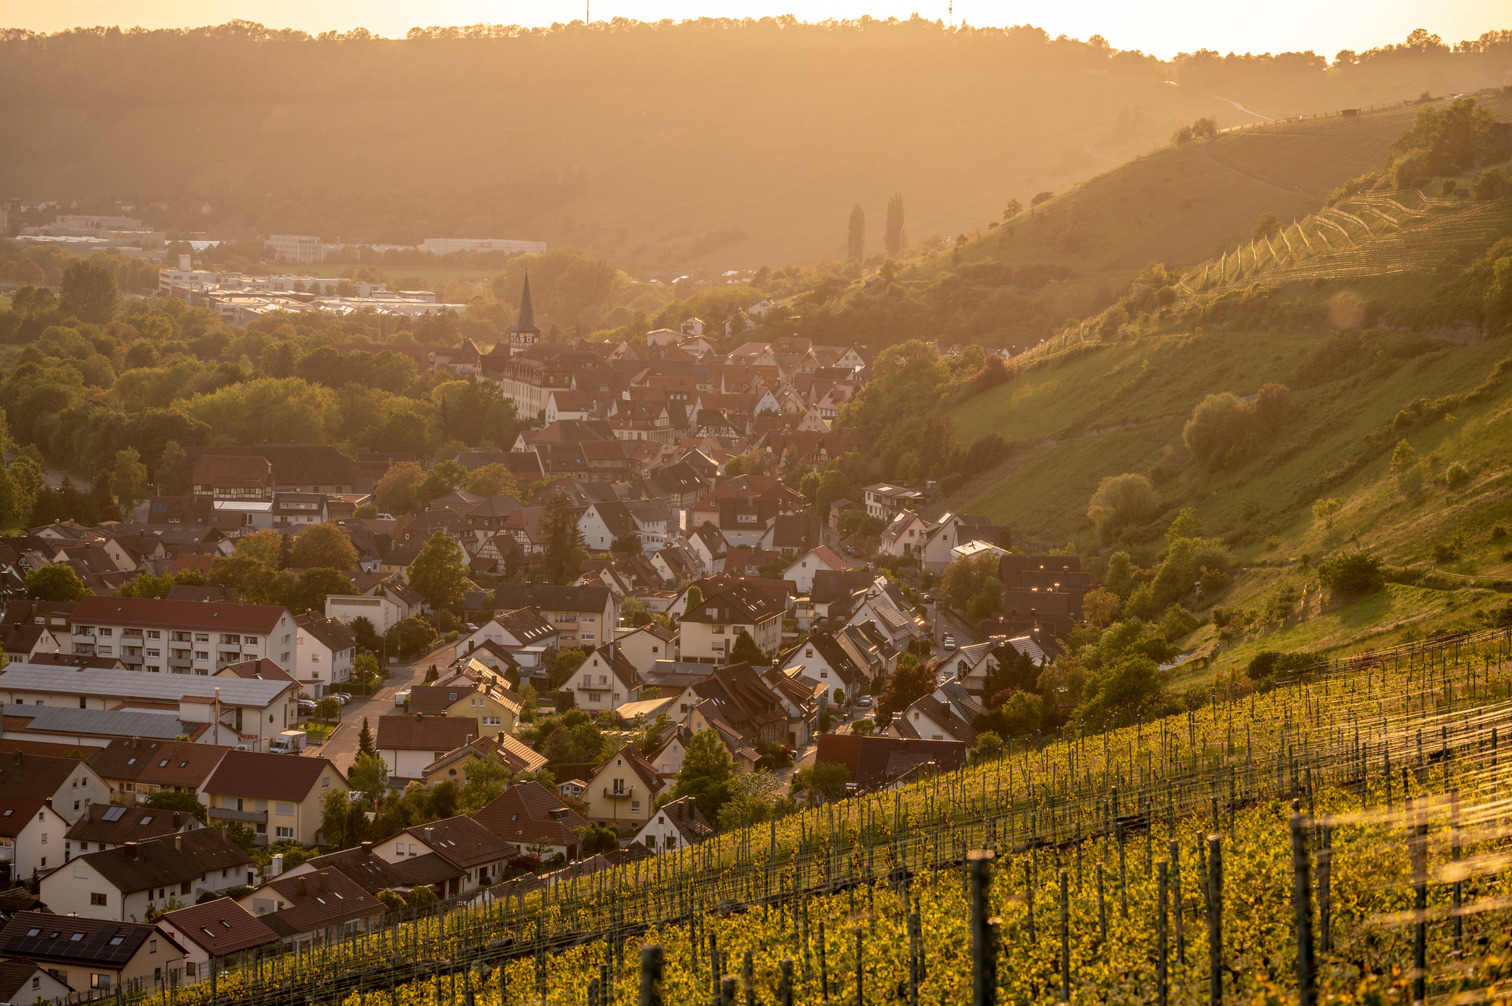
[{"left": 67, "top": 597, "right": 298, "bottom": 676}]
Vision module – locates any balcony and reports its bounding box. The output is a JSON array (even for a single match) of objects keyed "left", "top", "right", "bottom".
[
  {"left": 170, "top": 657, "right": 191, "bottom": 669},
  {"left": 209, "top": 807, "right": 267, "bottom": 824},
  {"left": 603, "top": 786, "right": 636, "bottom": 801}
]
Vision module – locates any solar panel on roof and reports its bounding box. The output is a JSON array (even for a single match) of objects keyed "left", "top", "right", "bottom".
[{"left": 102, "top": 806, "right": 125, "bottom": 821}]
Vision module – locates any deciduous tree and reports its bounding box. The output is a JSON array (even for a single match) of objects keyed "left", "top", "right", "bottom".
[
  {"left": 290, "top": 523, "right": 359, "bottom": 571},
  {"left": 407, "top": 532, "right": 471, "bottom": 610},
  {"left": 847, "top": 204, "right": 866, "bottom": 261},
  {"left": 25, "top": 565, "right": 88, "bottom": 601},
  {"left": 59, "top": 259, "right": 120, "bottom": 324}
]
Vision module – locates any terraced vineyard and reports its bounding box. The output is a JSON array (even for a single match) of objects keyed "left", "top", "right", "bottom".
[
  {"left": 1188, "top": 190, "right": 1512, "bottom": 289},
  {"left": 94, "top": 628, "right": 1512, "bottom": 1006}
]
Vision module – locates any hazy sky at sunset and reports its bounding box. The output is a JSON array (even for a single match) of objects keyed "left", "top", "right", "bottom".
[{"left": 2, "top": 0, "right": 1506, "bottom": 60}]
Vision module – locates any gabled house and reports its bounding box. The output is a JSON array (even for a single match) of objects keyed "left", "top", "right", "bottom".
[
  {"left": 473, "top": 781, "right": 588, "bottom": 861},
  {"left": 0, "top": 750, "right": 113, "bottom": 824},
  {"left": 580, "top": 744, "right": 665, "bottom": 826},
  {"left": 0, "top": 957, "right": 73, "bottom": 1002},
  {"left": 87, "top": 739, "right": 228, "bottom": 807},
  {"left": 281, "top": 845, "right": 459, "bottom": 901},
  {"left": 631, "top": 796, "right": 713, "bottom": 852},
  {"left": 239, "top": 868, "right": 384, "bottom": 948},
  {"left": 457, "top": 608, "right": 559, "bottom": 673},
  {"left": 422, "top": 732, "right": 547, "bottom": 787},
  {"left": 613, "top": 623, "right": 677, "bottom": 673},
  {"left": 572, "top": 643, "right": 643, "bottom": 713},
  {"left": 489, "top": 584, "right": 616, "bottom": 650},
  {"left": 156, "top": 900, "right": 278, "bottom": 980},
  {"left": 678, "top": 582, "right": 785, "bottom": 664},
  {"left": 201, "top": 752, "right": 348, "bottom": 846},
  {"left": 680, "top": 662, "right": 788, "bottom": 748},
  {"left": 40, "top": 829, "right": 254, "bottom": 921},
  {"left": 64, "top": 803, "right": 200, "bottom": 862},
  {"left": 0, "top": 911, "right": 185, "bottom": 995},
  {"left": 373, "top": 816, "right": 517, "bottom": 897},
  {"left": 782, "top": 546, "right": 854, "bottom": 595},
  {"left": 888, "top": 692, "right": 979, "bottom": 745},
  {"left": 374, "top": 716, "right": 478, "bottom": 781},
  {"left": 405, "top": 681, "right": 522, "bottom": 734},
  {"left": 0, "top": 798, "right": 69, "bottom": 884}
]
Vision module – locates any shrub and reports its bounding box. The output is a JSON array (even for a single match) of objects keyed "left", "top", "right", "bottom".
[
  {"left": 1086, "top": 473, "right": 1156, "bottom": 543},
  {"left": 1445, "top": 461, "right": 1470, "bottom": 487},
  {"left": 1317, "top": 551, "right": 1384, "bottom": 596}
]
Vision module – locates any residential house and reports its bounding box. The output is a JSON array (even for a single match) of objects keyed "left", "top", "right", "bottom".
[
  {"left": 0, "top": 798, "right": 69, "bottom": 885},
  {"left": 0, "top": 911, "right": 185, "bottom": 995},
  {"left": 781, "top": 546, "right": 854, "bottom": 595},
  {"left": 405, "top": 681, "right": 522, "bottom": 734},
  {"left": 373, "top": 816, "right": 516, "bottom": 897},
  {"left": 87, "top": 739, "right": 229, "bottom": 808},
  {"left": 65, "top": 596, "right": 300, "bottom": 676},
  {"left": 421, "top": 733, "right": 547, "bottom": 787},
  {"left": 579, "top": 744, "right": 665, "bottom": 827},
  {"left": 374, "top": 716, "right": 478, "bottom": 781},
  {"left": 280, "top": 846, "right": 460, "bottom": 902},
  {"left": 678, "top": 582, "right": 785, "bottom": 664},
  {"left": 680, "top": 662, "right": 788, "bottom": 748},
  {"left": 0, "top": 751, "right": 112, "bottom": 825},
  {"left": 957, "top": 636, "right": 1048, "bottom": 699},
  {"left": 888, "top": 692, "right": 979, "bottom": 745},
  {"left": 39, "top": 829, "right": 253, "bottom": 922},
  {"left": 64, "top": 804, "right": 200, "bottom": 862},
  {"left": 238, "top": 869, "right": 384, "bottom": 948},
  {"left": 201, "top": 752, "right": 348, "bottom": 846},
  {"left": 292, "top": 613, "right": 356, "bottom": 698},
  {"left": 271, "top": 493, "right": 328, "bottom": 528},
  {"left": 0, "top": 958, "right": 73, "bottom": 1002},
  {"left": 155, "top": 900, "right": 278, "bottom": 981},
  {"left": 631, "top": 796, "right": 713, "bottom": 852},
  {"left": 879, "top": 510, "right": 936, "bottom": 560},
  {"left": 185, "top": 445, "right": 362, "bottom": 495},
  {"left": 457, "top": 608, "right": 559, "bottom": 673},
  {"left": 489, "top": 584, "right": 616, "bottom": 650},
  {"left": 613, "top": 623, "right": 677, "bottom": 673},
  {"left": 473, "top": 782, "right": 588, "bottom": 861},
  {"left": 324, "top": 576, "right": 423, "bottom": 635},
  {"left": 572, "top": 643, "right": 642, "bottom": 714},
  {"left": 812, "top": 735, "right": 966, "bottom": 792},
  {"left": 862, "top": 484, "right": 928, "bottom": 522}
]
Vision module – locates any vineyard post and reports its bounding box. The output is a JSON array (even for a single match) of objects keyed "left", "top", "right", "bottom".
[
  {"left": 720, "top": 976, "right": 736, "bottom": 1006},
  {"left": 1096, "top": 864, "right": 1107, "bottom": 944},
  {"left": 1058, "top": 868, "right": 1070, "bottom": 1003},
  {"left": 1157, "top": 860, "right": 1169, "bottom": 1006},
  {"left": 1023, "top": 860, "right": 1035, "bottom": 942},
  {"left": 1117, "top": 822, "right": 1128, "bottom": 918},
  {"left": 1451, "top": 788, "right": 1463, "bottom": 952},
  {"left": 1207, "top": 835, "right": 1223, "bottom": 1006},
  {"left": 1412, "top": 798, "right": 1428, "bottom": 1003},
  {"left": 818, "top": 920, "right": 828, "bottom": 1001},
  {"left": 601, "top": 964, "right": 611, "bottom": 1006},
  {"left": 854, "top": 928, "right": 865, "bottom": 1005},
  {"left": 1169, "top": 839, "right": 1186, "bottom": 962},
  {"left": 1288, "top": 802, "right": 1316, "bottom": 1006},
  {"left": 638, "top": 945, "right": 663, "bottom": 1006},
  {"left": 969, "top": 851, "right": 997, "bottom": 1006},
  {"left": 1317, "top": 826, "right": 1332, "bottom": 956},
  {"left": 779, "top": 959, "right": 794, "bottom": 1006}
]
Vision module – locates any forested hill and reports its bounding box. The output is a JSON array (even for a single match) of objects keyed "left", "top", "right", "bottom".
[{"left": 3, "top": 22, "right": 1511, "bottom": 272}]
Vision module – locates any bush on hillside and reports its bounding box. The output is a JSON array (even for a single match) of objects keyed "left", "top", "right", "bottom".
[
  {"left": 1086, "top": 473, "right": 1156, "bottom": 543},
  {"left": 1317, "top": 551, "right": 1385, "bottom": 597}
]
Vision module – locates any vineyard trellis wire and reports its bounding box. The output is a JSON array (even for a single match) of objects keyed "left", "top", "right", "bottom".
[{"left": 69, "top": 625, "right": 1512, "bottom": 1006}]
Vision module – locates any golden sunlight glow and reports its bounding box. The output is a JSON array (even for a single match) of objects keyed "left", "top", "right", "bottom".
[{"left": 4, "top": 0, "right": 1508, "bottom": 59}]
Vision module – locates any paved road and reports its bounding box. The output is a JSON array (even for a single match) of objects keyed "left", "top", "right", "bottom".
[{"left": 310, "top": 641, "right": 458, "bottom": 773}]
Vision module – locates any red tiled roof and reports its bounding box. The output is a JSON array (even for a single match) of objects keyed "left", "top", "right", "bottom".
[
  {"left": 204, "top": 751, "right": 343, "bottom": 802},
  {"left": 160, "top": 899, "right": 277, "bottom": 957},
  {"left": 70, "top": 596, "right": 289, "bottom": 634}
]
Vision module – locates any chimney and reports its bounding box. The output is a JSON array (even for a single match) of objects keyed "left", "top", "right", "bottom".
[
  {"left": 360, "top": 841, "right": 373, "bottom": 854},
  {"left": 125, "top": 841, "right": 138, "bottom": 860},
  {"left": 271, "top": 853, "right": 284, "bottom": 877},
  {"left": 318, "top": 873, "right": 327, "bottom": 892},
  {"left": 172, "top": 813, "right": 181, "bottom": 828},
  {"left": 423, "top": 827, "right": 434, "bottom": 846},
  {"left": 296, "top": 876, "right": 306, "bottom": 896},
  {"left": 174, "top": 834, "right": 181, "bottom": 852}
]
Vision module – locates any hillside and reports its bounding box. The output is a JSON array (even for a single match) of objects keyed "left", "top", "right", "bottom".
[{"left": 3, "top": 23, "right": 1512, "bottom": 273}]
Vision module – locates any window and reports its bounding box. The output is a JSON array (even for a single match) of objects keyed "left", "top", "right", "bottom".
[
  {"left": 98, "top": 628, "right": 113, "bottom": 637},
  {"left": 396, "top": 843, "right": 405, "bottom": 856},
  {"left": 276, "top": 802, "right": 294, "bottom": 817},
  {"left": 320, "top": 777, "right": 330, "bottom": 789},
  {"left": 91, "top": 975, "right": 111, "bottom": 990},
  {"left": 147, "top": 630, "right": 160, "bottom": 639},
  {"left": 276, "top": 826, "right": 294, "bottom": 839},
  {"left": 90, "top": 893, "right": 107, "bottom": 906},
  {"left": 181, "top": 881, "right": 191, "bottom": 895},
  {"left": 612, "top": 778, "right": 625, "bottom": 795},
  {"left": 150, "top": 940, "right": 157, "bottom": 954},
  {"left": 631, "top": 800, "right": 641, "bottom": 812}
]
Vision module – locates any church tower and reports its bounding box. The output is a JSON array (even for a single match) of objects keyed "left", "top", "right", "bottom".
[{"left": 509, "top": 273, "right": 541, "bottom": 355}]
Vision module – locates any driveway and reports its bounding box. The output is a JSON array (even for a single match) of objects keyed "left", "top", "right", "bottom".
[{"left": 308, "top": 641, "right": 458, "bottom": 772}]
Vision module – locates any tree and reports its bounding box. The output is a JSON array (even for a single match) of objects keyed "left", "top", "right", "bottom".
[
  {"left": 25, "top": 565, "right": 88, "bottom": 601},
  {"left": 941, "top": 552, "right": 1000, "bottom": 614},
  {"left": 375, "top": 462, "right": 425, "bottom": 516},
  {"left": 116, "top": 571, "right": 176, "bottom": 599},
  {"left": 315, "top": 697, "right": 341, "bottom": 723},
  {"left": 59, "top": 259, "right": 120, "bottom": 324},
  {"left": 847, "top": 204, "right": 866, "bottom": 262},
  {"left": 386, "top": 616, "right": 438, "bottom": 656},
  {"left": 971, "top": 731, "right": 1004, "bottom": 762},
  {"left": 143, "top": 788, "right": 209, "bottom": 823},
  {"left": 879, "top": 655, "right": 933, "bottom": 716},
  {"left": 581, "top": 823, "right": 620, "bottom": 857},
  {"left": 466, "top": 463, "right": 519, "bottom": 499},
  {"left": 349, "top": 751, "right": 389, "bottom": 804},
  {"left": 1312, "top": 498, "right": 1343, "bottom": 529},
  {"left": 321, "top": 788, "right": 354, "bottom": 849},
  {"left": 1083, "top": 587, "right": 1123, "bottom": 627},
  {"left": 1076, "top": 655, "right": 1164, "bottom": 728},
  {"left": 884, "top": 191, "right": 905, "bottom": 257},
  {"left": 1002, "top": 198, "right": 1023, "bottom": 222},
  {"left": 156, "top": 440, "right": 191, "bottom": 495},
  {"left": 684, "top": 585, "right": 703, "bottom": 612},
  {"left": 286, "top": 568, "right": 355, "bottom": 615},
  {"left": 539, "top": 492, "right": 586, "bottom": 584},
  {"left": 1252, "top": 212, "right": 1281, "bottom": 241},
  {"left": 110, "top": 447, "right": 148, "bottom": 516},
  {"left": 290, "top": 523, "right": 359, "bottom": 571},
  {"left": 358, "top": 718, "right": 375, "bottom": 758},
  {"left": 671, "top": 728, "right": 735, "bottom": 822},
  {"left": 729, "top": 629, "right": 768, "bottom": 666},
  {"left": 1086, "top": 473, "right": 1156, "bottom": 543},
  {"left": 718, "top": 770, "right": 783, "bottom": 830},
  {"left": 352, "top": 652, "right": 383, "bottom": 693},
  {"left": 791, "top": 761, "right": 851, "bottom": 805},
  {"left": 458, "top": 757, "right": 513, "bottom": 814},
  {"left": 1166, "top": 507, "right": 1201, "bottom": 543},
  {"left": 1030, "top": 191, "right": 1055, "bottom": 210},
  {"left": 1391, "top": 439, "right": 1417, "bottom": 472},
  {"left": 1318, "top": 551, "right": 1384, "bottom": 597},
  {"left": 408, "top": 532, "right": 471, "bottom": 610}
]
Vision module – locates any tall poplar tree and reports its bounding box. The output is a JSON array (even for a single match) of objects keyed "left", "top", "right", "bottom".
[
  {"left": 847, "top": 204, "right": 866, "bottom": 261},
  {"left": 884, "top": 191, "right": 905, "bottom": 256}
]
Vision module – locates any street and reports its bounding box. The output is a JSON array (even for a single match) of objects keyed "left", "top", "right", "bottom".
[{"left": 308, "top": 640, "right": 458, "bottom": 773}]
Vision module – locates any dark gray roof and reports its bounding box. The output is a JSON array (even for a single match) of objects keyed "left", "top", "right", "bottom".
[
  {"left": 79, "top": 829, "right": 251, "bottom": 894},
  {"left": 0, "top": 911, "right": 180, "bottom": 967}
]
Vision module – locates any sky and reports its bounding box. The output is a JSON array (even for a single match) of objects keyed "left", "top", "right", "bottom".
[{"left": 1, "top": 0, "right": 1506, "bottom": 60}]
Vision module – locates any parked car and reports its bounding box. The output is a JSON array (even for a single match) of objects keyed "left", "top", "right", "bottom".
[
  {"left": 856, "top": 695, "right": 874, "bottom": 708},
  {"left": 921, "top": 593, "right": 935, "bottom": 604},
  {"left": 942, "top": 634, "right": 958, "bottom": 651},
  {"left": 296, "top": 698, "right": 316, "bottom": 713},
  {"left": 332, "top": 692, "right": 352, "bottom": 705}
]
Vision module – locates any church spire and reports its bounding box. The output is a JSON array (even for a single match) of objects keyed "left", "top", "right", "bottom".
[{"left": 512, "top": 272, "right": 540, "bottom": 337}]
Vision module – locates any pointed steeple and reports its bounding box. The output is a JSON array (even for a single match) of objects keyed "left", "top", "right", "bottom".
[{"left": 512, "top": 272, "right": 540, "bottom": 337}]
